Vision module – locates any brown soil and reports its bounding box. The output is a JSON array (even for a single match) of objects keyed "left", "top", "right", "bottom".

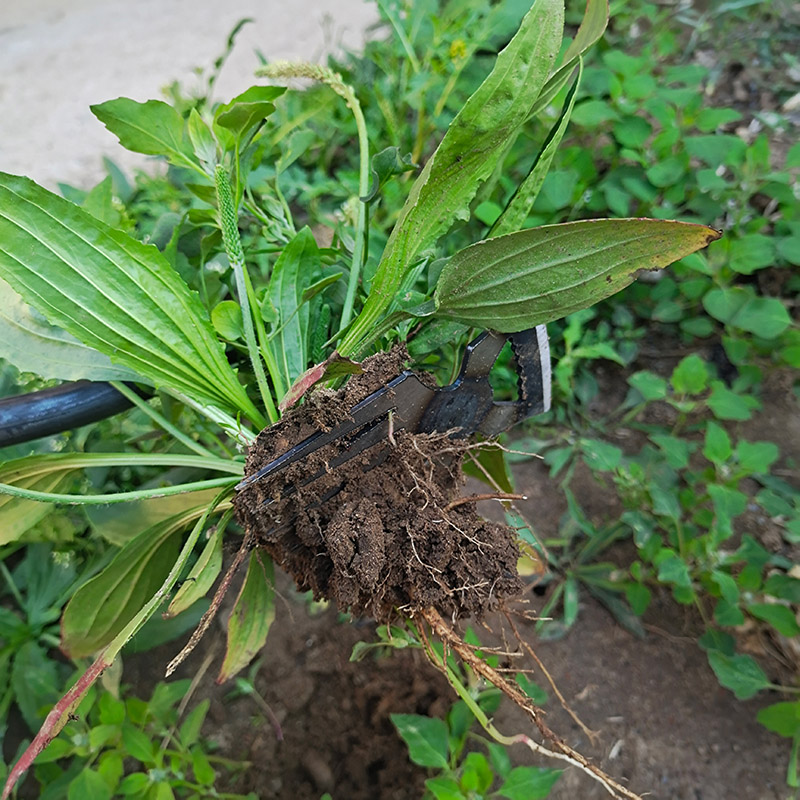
[{"left": 234, "top": 346, "right": 522, "bottom": 623}]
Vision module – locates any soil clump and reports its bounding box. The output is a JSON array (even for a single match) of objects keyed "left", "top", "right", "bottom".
[{"left": 235, "top": 347, "right": 522, "bottom": 622}]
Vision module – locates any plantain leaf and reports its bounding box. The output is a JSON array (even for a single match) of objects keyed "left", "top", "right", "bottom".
[
  {"left": 0, "top": 468, "right": 78, "bottom": 545},
  {"left": 268, "top": 226, "right": 321, "bottom": 389},
  {"left": 217, "top": 548, "right": 275, "bottom": 683},
  {"left": 165, "top": 524, "right": 224, "bottom": 618},
  {"left": 434, "top": 219, "right": 721, "bottom": 331},
  {"left": 0, "top": 173, "right": 258, "bottom": 420},
  {"left": 338, "top": 0, "right": 565, "bottom": 355},
  {"left": 85, "top": 488, "right": 226, "bottom": 547},
  {"left": 491, "top": 59, "right": 583, "bottom": 238},
  {"left": 0, "top": 278, "right": 142, "bottom": 383},
  {"left": 61, "top": 511, "right": 196, "bottom": 657}
]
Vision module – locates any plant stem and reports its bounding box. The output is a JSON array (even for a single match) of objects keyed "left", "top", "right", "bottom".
[
  {"left": 339, "top": 90, "right": 370, "bottom": 332},
  {"left": 214, "top": 164, "right": 272, "bottom": 425},
  {"left": 242, "top": 268, "right": 282, "bottom": 418},
  {"left": 0, "top": 477, "right": 238, "bottom": 505}
]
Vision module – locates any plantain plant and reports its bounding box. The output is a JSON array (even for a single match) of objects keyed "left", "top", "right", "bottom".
[{"left": 0, "top": 0, "right": 720, "bottom": 794}]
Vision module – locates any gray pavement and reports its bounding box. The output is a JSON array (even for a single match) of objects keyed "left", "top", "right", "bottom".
[{"left": 0, "top": 0, "right": 377, "bottom": 188}]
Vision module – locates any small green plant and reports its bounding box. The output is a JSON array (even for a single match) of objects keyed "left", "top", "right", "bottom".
[{"left": 27, "top": 679, "right": 253, "bottom": 799}]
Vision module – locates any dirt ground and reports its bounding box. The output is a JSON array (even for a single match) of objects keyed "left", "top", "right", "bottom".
[{"left": 120, "top": 436, "right": 792, "bottom": 800}]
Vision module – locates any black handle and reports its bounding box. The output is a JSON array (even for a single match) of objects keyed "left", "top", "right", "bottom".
[{"left": 0, "top": 381, "right": 136, "bottom": 448}]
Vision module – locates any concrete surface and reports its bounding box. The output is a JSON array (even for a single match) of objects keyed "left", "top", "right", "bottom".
[{"left": 0, "top": 0, "right": 377, "bottom": 188}]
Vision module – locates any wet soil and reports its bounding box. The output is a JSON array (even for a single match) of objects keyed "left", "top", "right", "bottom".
[{"left": 234, "top": 347, "right": 522, "bottom": 623}]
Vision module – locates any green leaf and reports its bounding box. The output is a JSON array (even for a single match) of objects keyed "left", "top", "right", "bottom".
[
  {"left": 187, "top": 109, "right": 217, "bottom": 174},
  {"left": 459, "top": 752, "right": 493, "bottom": 793},
  {"left": 728, "top": 234, "right": 775, "bottom": 274},
  {"left": 695, "top": 108, "right": 742, "bottom": 132},
  {"left": 613, "top": 115, "right": 653, "bottom": 148},
  {"left": 498, "top": 766, "right": 563, "bottom": 799},
  {"left": 747, "top": 603, "right": 800, "bottom": 637},
  {"left": 217, "top": 549, "right": 275, "bottom": 682},
  {"left": 685, "top": 134, "right": 746, "bottom": 167},
  {"left": 339, "top": 0, "right": 565, "bottom": 354},
  {"left": 581, "top": 439, "right": 622, "bottom": 471},
  {"left": 391, "top": 713, "right": 449, "bottom": 769},
  {"left": 530, "top": 0, "right": 608, "bottom": 114},
  {"left": 11, "top": 641, "right": 59, "bottom": 730},
  {"left": 434, "top": 219, "right": 720, "bottom": 332},
  {"left": 707, "top": 380, "right": 758, "bottom": 420},
  {"left": 117, "top": 773, "right": 150, "bottom": 795},
  {"left": 91, "top": 98, "right": 196, "bottom": 171},
  {"left": 211, "top": 300, "right": 244, "bottom": 340},
  {"left": 166, "top": 527, "right": 223, "bottom": 618},
  {"left": 121, "top": 723, "right": 155, "bottom": 763},
  {"left": 61, "top": 512, "right": 191, "bottom": 657},
  {"left": 214, "top": 86, "right": 285, "bottom": 144},
  {"left": 711, "top": 570, "right": 739, "bottom": 605},
  {"left": 707, "top": 650, "right": 771, "bottom": 699},
  {"left": 757, "top": 702, "right": 800, "bottom": 738},
  {"left": 763, "top": 575, "right": 800, "bottom": 603},
  {"left": 86, "top": 488, "right": 226, "bottom": 547},
  {"left": 650, "top": 434, "right": 692, "bottom": 469},
  {"left": 425, "top": 776, "right": 466, "bottom": 800},
  {"left": 362, "top": 146, "right": 417, "bottom": 202},
  {"left": 0, "top": 278, "right": 142, "bottom": 383},
  {"left": 179, "top": 699, "right": 210, "bottom": 748},
  {"left": 656, "top": 553, "right": 692, "bottom": 587},
  {"left": 703, "top": 421, "right": 732, "bottom": 465},
  {"left": 671, "top": 353, "right": 709, "bottom": 395},
  {"left": 703, "top": 287, "right": 791, "bottom": 338},
  {"left": 268, "top": 226, "right": 321, "bottom": 388},
  {"left": 708, "top": 484, "right": 747, "bottom": 541},
  {"left": 301, "top": 272, "right": 345, "bottom": 304},
  {"left": 492, "top": 60, "right": 583, "bottom": 237},
  {"left": 735, "top": 440, "right": 779, "bottom": 474},
  {"left": 628, "top": 370, "right": 668, "bottom": 400},
  {"left": 67, "top": 768, "right": 113, "bottom": 800},
  {"left": 191, "top": 747, "right": 216, "bottom": 786},
  {"left": 0, "top": 461, "right": 79, "bottom": 545},
  {"left": 0, "top": 173, "right": 256, "bottom": 419}
]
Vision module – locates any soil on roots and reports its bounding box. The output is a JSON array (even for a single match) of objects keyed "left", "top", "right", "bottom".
[{"left": 234, "top": 346, "right": 522, "bottom": 622}]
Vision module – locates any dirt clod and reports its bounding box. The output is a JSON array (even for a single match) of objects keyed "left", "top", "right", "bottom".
[{"left": 235, "top": 347, "right": 522, "bottom": 622}]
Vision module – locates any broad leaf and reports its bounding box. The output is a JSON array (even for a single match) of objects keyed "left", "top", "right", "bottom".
[
  {"left": 61, "top": 511, "right": 194, "bottom": 657},
  {"left": 91, "top": 98, "right": 197, "bottom": 171},
  {"left": 434, "top": 219, "right": 720, "bottom": 331},
  {"left": 214, "top": 86, "right": 285, "bottom": 145},
  {"left": 391, "top": 713, "right": 449, "bottom": 769},
  {"left": 0, "top": 278, "right": 142, "bottom": 383},
  {"left": 707, "top": 650, "right": 771, "bottom": 700},
  {"left": 0, "top": 465, "right": 78, "bottom": 545},
  {"left": 217, "top": 548, "right": 275, "bottom": 682},
  {"left": 498, "top": 766, "right": 563, "bottom": 799},
  {"left": 268, "top": 226, "right": 321, "bottom": 389},
  {"left": 0, "top": 173, "right": 258, "bottom": 420},
  {"left": 339, "top": 0, "right": 565, "bottom": 354},
  {"left": 86, "top": 488, "right": 225, "bottom": 547}
]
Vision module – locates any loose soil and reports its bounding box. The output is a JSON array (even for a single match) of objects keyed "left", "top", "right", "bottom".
[{"left": 234, "top": 346, "right": 522, "bottom": 623}]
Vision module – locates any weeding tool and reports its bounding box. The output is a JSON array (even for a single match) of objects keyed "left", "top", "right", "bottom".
[{"left": 235, "top": 325, "right": 551, "bottom": 493}]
